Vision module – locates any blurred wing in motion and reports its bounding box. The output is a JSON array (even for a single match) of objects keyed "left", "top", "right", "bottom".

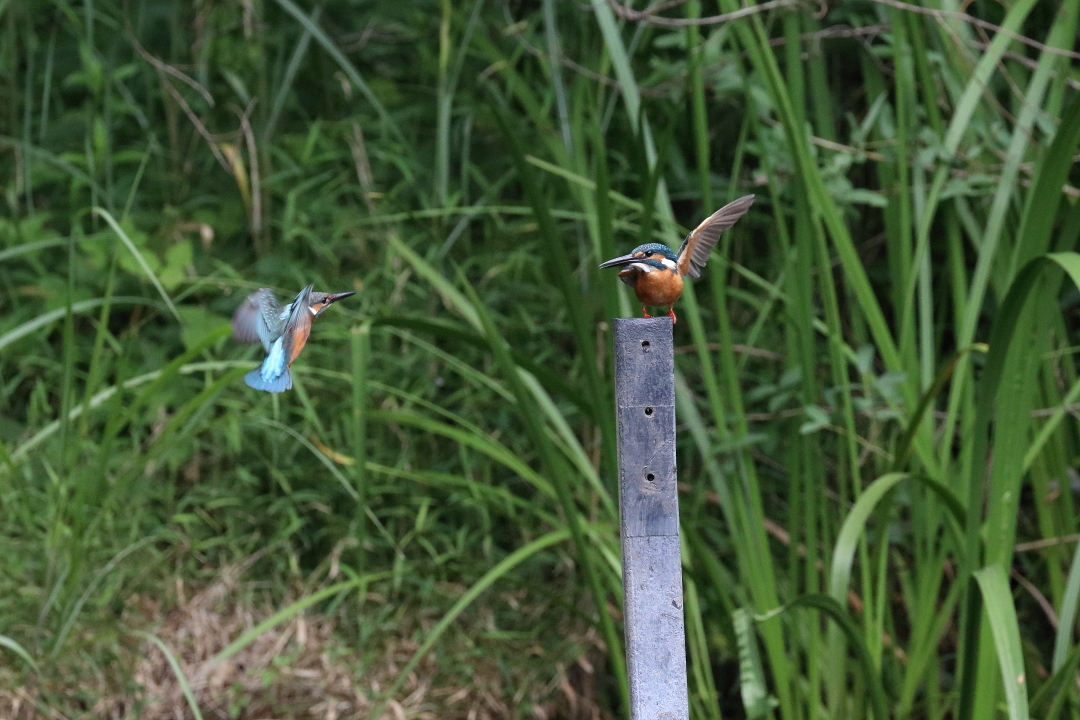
[
  {"left": 232, "top": 288, "right": 280, "bottom": 351},
  {"left": 676, "top": 195, "right": 755, "bottom": 279}
]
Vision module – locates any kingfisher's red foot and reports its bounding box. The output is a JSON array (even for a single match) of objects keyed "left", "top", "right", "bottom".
[
  {"left": 668, "top": 307, "right": 677, "bottom": 324},
  {"left": 641, "top": 305, "right": 653, "bottom": 318}
]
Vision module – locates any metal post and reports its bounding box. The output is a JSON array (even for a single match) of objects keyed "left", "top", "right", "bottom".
[{"left": 613, "top": 317, "right": 689, "bottom": 720}]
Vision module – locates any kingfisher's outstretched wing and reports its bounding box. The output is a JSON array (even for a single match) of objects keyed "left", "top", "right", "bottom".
[
  {"left": 232, "top": 288, "right": 281, "bottom": 351},
  {"left": 676, "top": 195, "right": 755, "bottom": 279}
]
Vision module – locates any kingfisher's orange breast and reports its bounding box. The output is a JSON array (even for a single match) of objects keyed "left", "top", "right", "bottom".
[
  {"left": 633, "top": 269, "right": 683, "bottom": 307},
  {"left": 287, "top": 321, "right": 313, "bottom": 366}
]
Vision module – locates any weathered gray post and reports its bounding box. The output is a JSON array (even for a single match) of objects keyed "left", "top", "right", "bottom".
[{"left": 613, "top": 317, "right": 689, "bottom": 720}]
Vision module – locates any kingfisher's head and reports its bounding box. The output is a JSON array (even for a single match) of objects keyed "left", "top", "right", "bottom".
[
  {"left": 306, "top": 290, "right": 356, "bottom": 317},
  {"left": 599, "top": 243, "right": 678, "bottom": 272}
]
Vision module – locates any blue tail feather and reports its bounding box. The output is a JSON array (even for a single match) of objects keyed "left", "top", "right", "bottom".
[{"left": 245, "top": 366, "right": 292, "bottom": 393}]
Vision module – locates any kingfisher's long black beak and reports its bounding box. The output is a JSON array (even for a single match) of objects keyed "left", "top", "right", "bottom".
[
  {"left": 327, "top": 291, "right": 356, "bottom": 304},
  {"left": 599, "top": 253, "right": 638, "bottom": 269}
]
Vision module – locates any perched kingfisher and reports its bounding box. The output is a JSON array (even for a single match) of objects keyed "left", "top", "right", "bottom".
[
  {"left": 599, "top": 195, "right": 754, "bottom": 322},
  {"left": 231, "top": 284, "right": 355, "bottom": 392}
]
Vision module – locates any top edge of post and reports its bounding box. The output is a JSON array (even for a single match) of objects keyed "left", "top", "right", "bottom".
[{"left": 612, "top": 317, "right": 674, "bottom": 409}]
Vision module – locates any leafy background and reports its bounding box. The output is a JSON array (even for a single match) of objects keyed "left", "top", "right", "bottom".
[{"left": 2, "top": 0, "right": 1080, "bottom": 718}]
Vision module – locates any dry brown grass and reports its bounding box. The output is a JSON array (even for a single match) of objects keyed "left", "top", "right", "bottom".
[{"left": 1, "top": 566, "right": 609, "bottom": 720}]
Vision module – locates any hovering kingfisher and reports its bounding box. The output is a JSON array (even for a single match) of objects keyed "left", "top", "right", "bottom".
[
  {"left": 599, "top": 195, "right": 754, "bottom": 322},
  {"left": 232, "top": 284, "right": 355, "bottom": 392}
]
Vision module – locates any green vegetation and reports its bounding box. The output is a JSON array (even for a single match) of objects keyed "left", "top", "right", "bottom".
[{"left": 2, "top": 0, "right": 1080, "bottom": 717}]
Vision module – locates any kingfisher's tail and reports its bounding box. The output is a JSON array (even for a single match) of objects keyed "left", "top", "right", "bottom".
[{"left": 244, "top": 366, "right": 292, "bottom": 393}]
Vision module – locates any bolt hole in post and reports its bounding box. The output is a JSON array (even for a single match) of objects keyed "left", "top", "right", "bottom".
[
  {"left": 644, "top": 406, "right": 654, "bottom": 416},
  {"left": 646, "top": 473, "right": 655, "bottom": 482},
  {"left": 641, "top": 340, "right": 650, "bottom": 352}
]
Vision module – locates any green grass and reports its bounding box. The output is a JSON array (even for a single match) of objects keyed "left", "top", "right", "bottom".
[{"left": 3, "top": 1, "right": 1080, "bottom": 718}]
